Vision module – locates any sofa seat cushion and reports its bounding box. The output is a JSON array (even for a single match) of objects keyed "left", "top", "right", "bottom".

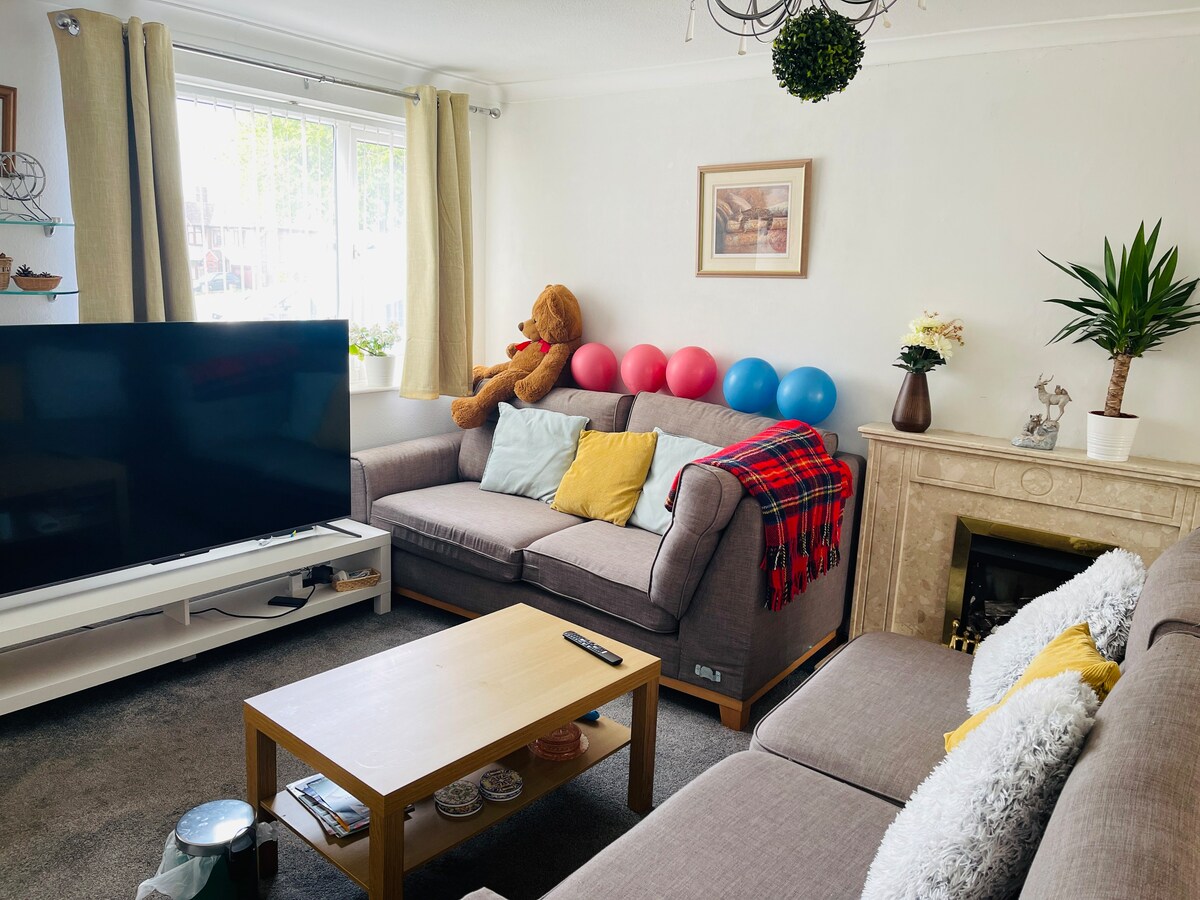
[
  {"left": 752, "top": 632, "right": 973, "bottom": 804},
  {"left": 371, "top": 481, "right": 584, "bottom": 582},
  {"left": 544, "top": 751, "right": 897, "bottom": 900},
  {"left": 523, "top": 521, "right": 677, "bottom": 633}
]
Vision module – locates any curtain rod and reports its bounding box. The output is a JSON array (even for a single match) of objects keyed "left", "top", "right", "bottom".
[{"left": 52, "top": 12, "right": 502, "bottom": 119}]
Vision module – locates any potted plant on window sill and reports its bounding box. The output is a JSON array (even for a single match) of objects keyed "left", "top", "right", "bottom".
[
  {"left": 350, "top": 323, "right": 400, "bottom": 388},
  {"left": 1043, "top": 220, "right": 1200, "bottom": 462}
]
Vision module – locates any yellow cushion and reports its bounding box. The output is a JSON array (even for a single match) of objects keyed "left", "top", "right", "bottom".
[
  {"left": 945, "top": 622, "right": 1121, "bottom": 752},
  {"left": 551, "top": 430, "right": 658, "bottom": 526}
]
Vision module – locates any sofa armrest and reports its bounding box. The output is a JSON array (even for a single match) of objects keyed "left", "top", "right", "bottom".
[
  {"left": 349, "top": 431, "right": 464, "bottom": 523},
  {"left": 674, "top": 452, "right": 865, "bottom": 702},
  {"left": 648, "top": 464, "right": 745, "bottom": 620}
]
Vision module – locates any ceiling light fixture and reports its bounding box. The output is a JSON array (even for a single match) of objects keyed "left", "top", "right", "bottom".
[{"left": 693, "top": 0, "right": 921, "bottom": 49}]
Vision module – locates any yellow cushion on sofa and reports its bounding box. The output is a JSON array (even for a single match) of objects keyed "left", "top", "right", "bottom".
[
  {"left": 945, "top": 622, "right": 1121, "bottom": 752},
  {"left": 551, "top": 430, "right": 658, "bottom": 526}
]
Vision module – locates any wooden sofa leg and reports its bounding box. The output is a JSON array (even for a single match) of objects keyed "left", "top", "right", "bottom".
[{"left": 719, "top": 702, "right": 751, "bottom": 732}]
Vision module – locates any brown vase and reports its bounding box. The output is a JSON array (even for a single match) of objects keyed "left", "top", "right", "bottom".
[{"left": 891, "top": 372, "right": 931, "bottom": 433}]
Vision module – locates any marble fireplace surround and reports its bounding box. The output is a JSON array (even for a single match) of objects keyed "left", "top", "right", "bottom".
[{"left": 850, "top": 423, "right": 1200, "bottom": 644}]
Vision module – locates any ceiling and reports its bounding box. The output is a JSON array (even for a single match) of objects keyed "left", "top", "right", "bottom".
[{"left": 155, "top": 1, "right": 1199, "bottom": 87}]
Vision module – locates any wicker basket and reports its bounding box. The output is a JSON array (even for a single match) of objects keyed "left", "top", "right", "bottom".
[
  {"left": 13, "top": 274, "right": 62, "bottom": 291},
  {"left": 332, "top": 567, "right": 382, "bottom": 592},
  {"left": 0, "top": 255, "right": 10, "bottom": 291}
]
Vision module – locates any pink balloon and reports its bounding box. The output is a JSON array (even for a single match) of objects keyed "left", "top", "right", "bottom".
[
  {"left": 666, "top": 346, "right": 718, "bottom": 399},
  {"left": 620, "top": 344, "right": 668, "bottom": 393},
  {"left": 571, "top": 342, "right": 619, "bottom": 391}
]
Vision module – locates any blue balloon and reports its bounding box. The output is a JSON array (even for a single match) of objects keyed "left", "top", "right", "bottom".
[
  {"left": 776, "top": 366, "right": 837, "bottom": 425},
  {"left": 723, "top": 357, "right": 779, "bottom": 413}
]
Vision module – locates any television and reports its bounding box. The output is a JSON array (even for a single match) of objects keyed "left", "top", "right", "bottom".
[{"left": 0, "top": 320, "right": 351, "bottom": 598}]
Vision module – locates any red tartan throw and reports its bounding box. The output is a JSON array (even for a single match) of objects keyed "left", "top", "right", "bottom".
[{"left": 665, "top": 420, "right": 853, "bottom": 611}]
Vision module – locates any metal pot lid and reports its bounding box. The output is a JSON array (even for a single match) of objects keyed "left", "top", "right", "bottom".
[{"left": 174, "top": 799, "right": 255, "bottom": 857}]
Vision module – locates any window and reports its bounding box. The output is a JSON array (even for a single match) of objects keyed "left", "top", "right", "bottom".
[{"left": 176, "top": 91, "right": 406, "bottom": 330}]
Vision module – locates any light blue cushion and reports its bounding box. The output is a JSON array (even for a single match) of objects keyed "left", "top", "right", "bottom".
[
  {"left": 629, "top": 427, "right": 722, "bottom": 535},
  {"left": 479, "top": 403, "right": 589, "bottom": 503}
]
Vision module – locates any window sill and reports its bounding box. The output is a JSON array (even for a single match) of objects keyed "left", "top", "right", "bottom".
[{"left": 350, "top": 383, "right": 399, "bottom": 395}]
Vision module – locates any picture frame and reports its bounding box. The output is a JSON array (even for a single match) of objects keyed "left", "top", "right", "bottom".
[
  {"left": 0, "top": 85, "right": 14, "bottom": 176},
  {"left": 696, "top": 158, "right": 812, "bottom": 278}
]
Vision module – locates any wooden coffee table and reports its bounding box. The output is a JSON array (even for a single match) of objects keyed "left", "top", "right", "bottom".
[{"left": 244, "top": 603, "right": 660, "bottom": 899}]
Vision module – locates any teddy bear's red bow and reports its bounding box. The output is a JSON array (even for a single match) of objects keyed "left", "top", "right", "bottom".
[{"left": 514, "top": 339, "right": 551, "bottom": 353}]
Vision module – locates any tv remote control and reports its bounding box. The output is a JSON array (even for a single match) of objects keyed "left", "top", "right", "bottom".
[{"left": 563, "top": 631, "right": 622, "bottom": 665}]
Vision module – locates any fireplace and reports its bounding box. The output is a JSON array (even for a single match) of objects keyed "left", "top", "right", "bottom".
[{"left": 943, "top": 517, "right": 1116, "bottom": 652}]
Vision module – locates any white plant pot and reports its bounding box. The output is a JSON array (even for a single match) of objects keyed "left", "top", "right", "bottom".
[
  {"left": 363, "top": 354, "right": 397, "bottom": 388},
  {"left": 1086, "top": 411, "right": 1139, "bottom": 462}
]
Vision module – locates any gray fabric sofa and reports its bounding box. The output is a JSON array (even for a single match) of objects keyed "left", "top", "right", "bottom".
[
  {"left": 350, "top": 388, "right": 864, "bottom": 729},
  {"left": 464, "top": 527, "right": 1200, "bottom": 899}
]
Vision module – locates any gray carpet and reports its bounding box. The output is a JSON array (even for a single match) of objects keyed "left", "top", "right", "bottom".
[{"left": 0, "top": 598, "right": 817, "bottom": 900}]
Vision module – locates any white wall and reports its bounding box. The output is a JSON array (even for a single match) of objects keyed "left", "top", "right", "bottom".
[
  {"left": 1, "top": 0, "right": 495, "bottom": 448},
  {"left": 485, "top": 35, "right": 1200, "bottom": 464}
]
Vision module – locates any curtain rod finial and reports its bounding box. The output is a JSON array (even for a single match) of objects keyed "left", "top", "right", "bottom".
[{"left": 54, "top": 12, "right": 81, "bottom": 35}]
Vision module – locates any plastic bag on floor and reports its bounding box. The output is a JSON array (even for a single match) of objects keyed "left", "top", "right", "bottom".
[{"left": 134, "top": 832, "right": 219, "bottom": 900}]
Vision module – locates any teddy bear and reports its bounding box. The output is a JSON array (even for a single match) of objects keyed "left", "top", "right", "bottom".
[{"left": 450, "top": 284, "right": 583, "bottom": 429}]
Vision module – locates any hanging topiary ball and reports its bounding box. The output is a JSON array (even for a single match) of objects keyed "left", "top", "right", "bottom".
[{"left": 772, "top": 7, "right": 866, "bottom": 102}]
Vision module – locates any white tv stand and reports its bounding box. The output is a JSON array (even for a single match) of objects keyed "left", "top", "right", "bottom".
[{"left": 0, "top": 519, "right": 392, "bottom": 715}]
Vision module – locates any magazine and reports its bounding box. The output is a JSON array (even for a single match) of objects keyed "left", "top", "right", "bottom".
[{"left": 287, "top": 774, "right": 370, "bottom": 837}]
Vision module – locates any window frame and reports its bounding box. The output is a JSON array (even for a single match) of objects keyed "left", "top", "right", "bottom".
[{"left": 175, "top": 81, "right": 407, "bottom": 333}]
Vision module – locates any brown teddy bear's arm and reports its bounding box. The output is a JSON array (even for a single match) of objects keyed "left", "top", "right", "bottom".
[{"left": 513, "top": 343, "right": 575, "bottom": 403}]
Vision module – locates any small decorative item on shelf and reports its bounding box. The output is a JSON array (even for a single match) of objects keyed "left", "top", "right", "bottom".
[
  {"left": 0, "top": 253, "right": 10, "bottom": 290},
  {"left": 12, "top": 264, "right": 62, "bottom": 291},
  {"left": 528, "top": 722, "right": 589, "bottom": 761},
  {"left": 331, "top": 567, "right": 381, "bottom": 592},
  {"left": 1043, "top": 220, "right": 1200, "bottom": 462},
  {"left": 891, "top": 311, "right": 965, "bottom": 434},
  {"left": 349, "top": 322, "right": 400, "bottom": 388},
  {"left": 1011, "top": 374, "right": 1072, "bottom": 451}
]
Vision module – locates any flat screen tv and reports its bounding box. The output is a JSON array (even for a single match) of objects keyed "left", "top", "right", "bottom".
[{"left": 0, "top": 320, "right": 351, "bottom": 598}]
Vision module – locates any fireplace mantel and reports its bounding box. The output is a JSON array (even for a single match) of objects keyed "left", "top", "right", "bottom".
[{"left": 850, "top": 423, "right": 1200, "bottom": 643}]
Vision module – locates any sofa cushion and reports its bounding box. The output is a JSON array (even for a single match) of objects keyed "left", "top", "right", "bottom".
[
  {"left": 523, "top": 520, "right": 677, "bottom": 633},
  {"left": 371, "top": 482, "right": 583, "bottom": 582},
  {"left": 862, "top": 670, "right": 1100, "bottom": 900},
  {"left": 752, "top": 632, "right": 973, "bottom": 804},
  {"left": 946, "top": 622, "right": 1120, "bottom": 752},
  {"left": 1125, "top": 527, "right": 1200, "bottom": 666},
  {"left": 1021, "top": 631, "right": 1200, "bottom": 900},
  {"left": 459, "top": 387, "right": 634, "bottom": 482},
  {"left": 479, "top": 403, "right": 589, "bottom": 504},
  {"left": 968, "top": 548, "right": 1145, "bottom": 714},
  {"left": 628, "top": 428, "right": 722, "bottom": 535},
  {"left": 625, "top": 391, "right": 838, "bottom": 455},
  {"left": 543, "top": 751, "right": 897, "bottom": 900},
  {"left": 551, "top": 429, "right": 658, "bottom": 526}
]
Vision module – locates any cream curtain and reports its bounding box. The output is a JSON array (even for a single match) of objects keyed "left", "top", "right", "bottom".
[
  {"left": 400, "top": 86, "right": 473, "bottom": 399},
  {"left": 49, "top": 9, "right": 193, "bottom": 323}
]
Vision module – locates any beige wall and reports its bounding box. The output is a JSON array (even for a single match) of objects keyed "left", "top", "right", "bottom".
[{"left": 484, "top": 34, "right": 1200, "bottom": 463}]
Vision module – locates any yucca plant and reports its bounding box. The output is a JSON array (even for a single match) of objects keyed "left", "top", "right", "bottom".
[{"left": 1042, "top": 220, "right": 1200, "bottom": 417}]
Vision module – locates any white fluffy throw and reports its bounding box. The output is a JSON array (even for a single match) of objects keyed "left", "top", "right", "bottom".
[
  {"left": 861, "top": 671, "right": 1100, "bottom": 900},
  {"left": 967, "top": 549, "right": 1144, "bottom": 714}
]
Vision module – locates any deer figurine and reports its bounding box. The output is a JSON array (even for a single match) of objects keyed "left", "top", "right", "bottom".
[{"left": 1035, "top": 374, "right": 1072, "bottom": 422}]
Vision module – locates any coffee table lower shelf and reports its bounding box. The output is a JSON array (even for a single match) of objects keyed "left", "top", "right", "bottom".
[{"left": 260, "top": 717, "right": 631, "bottom": 889}]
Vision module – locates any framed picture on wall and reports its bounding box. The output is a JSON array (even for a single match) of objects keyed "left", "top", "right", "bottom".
[
  {"left": 696, "top": 158, "right": 811, "bottom": 277},
  {"left": 0, "top": 85, "right": 14, "bottom": 175}
]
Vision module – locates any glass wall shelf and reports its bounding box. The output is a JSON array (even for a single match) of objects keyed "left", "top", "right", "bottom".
[
  {"left": 1, "top": 288, "right": 78, "bottom": 302},
  {"left": 0, "top": 217, "right": 74, "bottom": 236}
]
